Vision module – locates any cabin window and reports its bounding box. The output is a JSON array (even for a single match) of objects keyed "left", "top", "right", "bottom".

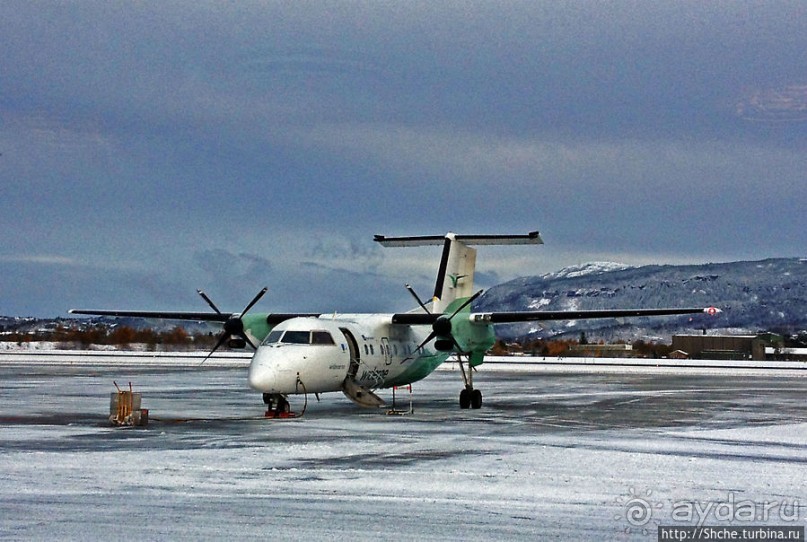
[
  {"left": 364, "top": 345, "right": 369, "bottom": 355},
  {"left": 311, "top": 331, "right": 335, "bottom": 345}
]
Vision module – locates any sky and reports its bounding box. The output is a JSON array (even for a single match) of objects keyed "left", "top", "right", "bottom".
[{"left": 1, "top": 1, "right": 806, "bottom": 317}]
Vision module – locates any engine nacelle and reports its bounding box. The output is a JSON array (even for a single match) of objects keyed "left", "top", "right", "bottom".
[
  {"left": 227, "top": 338, "right": 247, "bottom": 349},
  {"left": 432, "top": 316, "right": 456, "bottom": 352},
  {"left": 432, "top": 317, "right": 452, "bottom": 336}
]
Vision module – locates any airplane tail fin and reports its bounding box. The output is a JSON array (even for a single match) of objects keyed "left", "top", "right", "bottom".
[{"left": 374, "top": 231, "right": 543, "bottom": 313}]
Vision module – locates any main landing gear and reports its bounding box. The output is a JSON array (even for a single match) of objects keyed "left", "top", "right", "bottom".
[
  {"left": 459, "top": 387, "right": 483, "bottom": 409},
  {"left": 456, "top": 355, "right": 482, "bottom": 409}
]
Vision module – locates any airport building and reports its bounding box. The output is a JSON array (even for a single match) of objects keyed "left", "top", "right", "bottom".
[{"left": 671, "top": 333, "right": 785, "bottom": 361}]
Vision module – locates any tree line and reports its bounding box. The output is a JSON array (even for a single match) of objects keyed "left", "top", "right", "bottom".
[{"left": 4, "top": 324, "right": 217, "bottom": 350}]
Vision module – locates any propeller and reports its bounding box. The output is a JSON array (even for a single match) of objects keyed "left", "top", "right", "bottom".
[
  {"left": 403, "top": 289, "right": 483, "bottom": 362},
  {"left": 200, "top": 287, "right": 268, "bottom": 363},
  {"left": 405, "top": 284, "right": 431, "bottom": 314}
]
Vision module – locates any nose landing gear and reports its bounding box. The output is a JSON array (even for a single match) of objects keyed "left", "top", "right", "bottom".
[
  {"left": 262, "top": 393, "right": 294, "bottom": 418},
  {"left": 260, "top": 375, "right": 309, "bottom": 419}
]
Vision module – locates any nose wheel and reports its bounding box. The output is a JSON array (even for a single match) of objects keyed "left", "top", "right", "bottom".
[{"left": 262, "top": 393, "right": 292, "bottom": 418}]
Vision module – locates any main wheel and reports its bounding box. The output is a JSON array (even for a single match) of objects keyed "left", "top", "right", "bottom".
[
  {"left": 470, "top": 389, "right": 483, "bottom": 409},
  {"left": 459, "top": 388, "right": 471, "bottom": 409}
]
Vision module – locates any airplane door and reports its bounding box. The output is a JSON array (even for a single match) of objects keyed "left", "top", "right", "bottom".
[
  {"left": 381, "top": 337, "right": 392, "bottom": 365},
  {"left": 340, "top": 328, "right": 361, "bottom": 379}
]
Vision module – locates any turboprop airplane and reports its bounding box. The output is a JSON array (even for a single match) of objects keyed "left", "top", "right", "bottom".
[{"left": 70, "top": 231, "right": 719, "bottom": 415}]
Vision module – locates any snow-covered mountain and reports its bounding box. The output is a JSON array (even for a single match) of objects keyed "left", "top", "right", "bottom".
[
  {"left": 538, "top": 261, "right": 634, "bottom": 280},
  {"left": 475, "top": 258, "right": 807, "bottom": 342},
  {"left": 3, "top": 258, "right": 806, "bottom": 345}
]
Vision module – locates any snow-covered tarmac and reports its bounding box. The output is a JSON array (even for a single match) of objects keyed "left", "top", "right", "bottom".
[{"left": 1, "top": 354, "right": 806, "bottom": 540}]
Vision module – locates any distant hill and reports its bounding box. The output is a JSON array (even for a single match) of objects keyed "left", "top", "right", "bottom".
[
  {"left": 474, "top": 258, "right": 807, "bottom": 342},
  {"left": 3, "top": 258, "right": 806, "bottom": 345}
]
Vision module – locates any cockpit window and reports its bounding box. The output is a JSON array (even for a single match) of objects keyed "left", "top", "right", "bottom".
[
  {"left": 262, "top": 329, "right": 336, "bottom": 345},
  {"left": 263, "top": 330, "right": 284, "bottom": 345},
  {"left": 311, "top": 331, "right": 335, "bottom": 345},
  {"left": 281, "top": 331, "right": 310, "bottom": 344}
]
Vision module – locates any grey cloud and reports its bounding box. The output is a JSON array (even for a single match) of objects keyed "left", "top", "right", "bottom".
[{"left": 2, "top": 1, "right": 805, "bottom": 315}]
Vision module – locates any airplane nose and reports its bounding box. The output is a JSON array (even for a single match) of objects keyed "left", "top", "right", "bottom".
[
  {"left": 248, "top": 350, "right": 275, "bottom": 391},
  {"left": 247, "top": 364, "right": 266, "bottom": 391}
]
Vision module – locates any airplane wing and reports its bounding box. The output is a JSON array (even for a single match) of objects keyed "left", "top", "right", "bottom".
[
  {"left": 68, "top": 309, "right": 232, "bottom": 321},
  {"left": 391, "top": 307, "right": 716, "bottom": 325},
  {"left": 69, "top": 287, "right": 320, "bottom": 329},
  {"left": 67, "top": 309, "right": 321, "bottom": 326},
  {"left": 468, "top": 307, "right": 717, "bottom": 324}
]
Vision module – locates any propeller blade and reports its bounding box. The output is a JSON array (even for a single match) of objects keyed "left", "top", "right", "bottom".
[
  {"left": 405, "top": 284, "right": 431, "bottom": 314},
  {"left": 416, "top": 331, "right": 436, "bottom": 352},
  {"left": 402, "top": 330, "right": 436, "bottom": 363},
  {"left": 197, "top": 289, "right": 222, "bottom": 315},
  {"left": 200, "top": 287, "right": 268, "bottom": 362},
  {"left": 202, "top": 332, "right": 229, "bottom": 364},
  {"left": 447, "top": 289, "right": 484, "bottom": 320},
  {"left": 450, "top": 334, "right": 465, "bottom": 353},
  {"left": 240, "top": 287, "right": 268, "bottom": 316},
  {"left": 239, "top": 331, "right": 257, "bottom": 350},
  {"left": 400, "top": 291, "right": 483, "bottom": 363}
]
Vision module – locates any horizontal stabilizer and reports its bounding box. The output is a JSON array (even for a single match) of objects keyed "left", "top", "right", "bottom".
[
  {"left": 374, "top": 231, "right": 543, "bottom": 247},
  {"left": 377, "top": 231, "right": 543, "bottom": 313}
]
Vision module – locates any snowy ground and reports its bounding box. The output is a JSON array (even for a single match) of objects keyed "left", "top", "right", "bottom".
[{"left": 1, "top": 355, "right": 806, "bottom": 540}]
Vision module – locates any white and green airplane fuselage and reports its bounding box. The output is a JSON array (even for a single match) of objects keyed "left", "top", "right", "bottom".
[{"left": 246, "top": 302, "right": 495, "bottom": 398}]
